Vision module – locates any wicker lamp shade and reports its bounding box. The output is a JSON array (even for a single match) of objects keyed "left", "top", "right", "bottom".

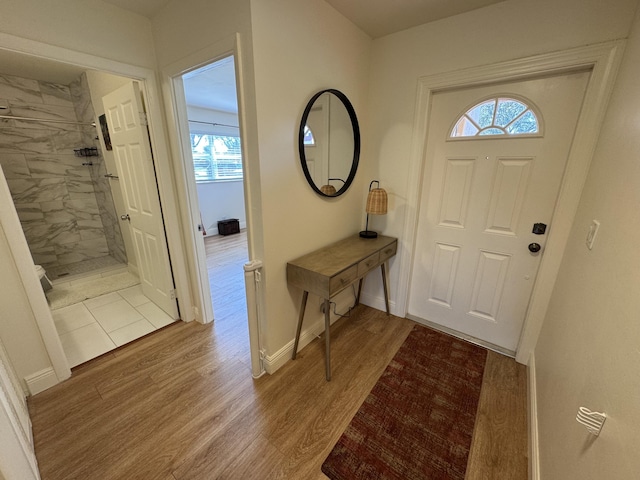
[
  {"left": 320, "top": 184, "right": 337, "bottom": 195},
  {"left": 366, "top": 188, "right": 388, "bottom": 215},
  {"left": 360, "top": 180, "right": 388, "bottom": 239}
]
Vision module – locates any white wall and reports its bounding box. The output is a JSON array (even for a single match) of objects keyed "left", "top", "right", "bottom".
[
  {"left": 365, "top": 0, "right": 639, "bottom": 319},
  {"left": 0, "top": 0, "right": 156, "bottom": 69},
  {"left": 196, "top": 181, "right": 246, "bottom": 234},
  {"left": 532, "top": 5, "right": 640, "bottom": 478},
  {"left": 250, "top": 0, "right": 372, "bottom": 355},
  {"left": 0, "top": 223, "right": 51, "bottom": 391}
]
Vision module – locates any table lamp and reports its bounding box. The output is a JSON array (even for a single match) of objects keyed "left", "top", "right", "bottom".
[{"left": 359, "top": 180, "right": 387, "bottom": 238}]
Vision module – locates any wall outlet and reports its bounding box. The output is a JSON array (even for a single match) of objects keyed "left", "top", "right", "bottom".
[{"left": 586, "top": 219, "right": 600, "bottom": 250}]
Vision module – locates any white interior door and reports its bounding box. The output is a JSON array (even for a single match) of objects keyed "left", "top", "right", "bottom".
[
  {"left": 408, "top": 71, "right": 590, "bottom": 352},
  {"left": 102, "top": 82, "right": 178, "bottom": 318}
]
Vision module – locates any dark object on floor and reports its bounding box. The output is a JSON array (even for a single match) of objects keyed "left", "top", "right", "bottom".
[
  {"left": 218, "top": 218, "right": 240, "bottom": 236},
  {"left": 321, "top": 324, "right": 487, "bottom": 480}
]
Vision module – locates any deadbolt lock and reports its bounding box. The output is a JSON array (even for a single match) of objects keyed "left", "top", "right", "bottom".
[{"left": 533, "top": 223, "right": 547, "bottom": 235}]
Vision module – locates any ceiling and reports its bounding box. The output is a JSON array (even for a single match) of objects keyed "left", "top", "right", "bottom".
[
  {"left": 324, "top": 0, "right": 507, "bottom": 38},
  {"left": 101, "top": 0, "right": 508, "bottom": 38},
  {"left": 182, "top": 57, "right": 238, "bottom": 113},
  {"left": 0, "top": 0, "right": 508, "bottom": 114},
  {"left": 0, "top": 49, "right": 87, "bottom": 85}
]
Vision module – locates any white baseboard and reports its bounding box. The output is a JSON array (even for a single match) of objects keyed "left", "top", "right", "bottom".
[
  {"left": 25, "top": 367, "right": 59, "bottom": 396},
  {"left": 359, "top": 291, "right": 395, "bottom": 315},
  {"left": 528, "top": 353, "right": 540, "bottom": 480},
  {"left": 263, "top": 294, "right": 358, "bottom": 374}
]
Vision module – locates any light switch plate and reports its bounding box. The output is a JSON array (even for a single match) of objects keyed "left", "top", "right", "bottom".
[{"left": 586, "top": 220, "right": 600, "bottom": 250}]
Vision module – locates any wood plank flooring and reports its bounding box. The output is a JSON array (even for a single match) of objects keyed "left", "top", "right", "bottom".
[{"left": 28, "top": 231, "right": 528, "bottom": 480}]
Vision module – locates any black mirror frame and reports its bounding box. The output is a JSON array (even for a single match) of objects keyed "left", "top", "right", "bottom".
[{"left": 298, "top": 89, "right": 361, "bottom": 197}]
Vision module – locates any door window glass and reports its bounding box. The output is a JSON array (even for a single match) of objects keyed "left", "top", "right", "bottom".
[{"left": 450, "top": 97, "right": 540, "bottom": 138}]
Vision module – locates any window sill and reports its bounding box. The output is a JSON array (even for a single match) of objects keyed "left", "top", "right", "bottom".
[{"left": 195, "top": 178, "right": 244, "bottom": 185}]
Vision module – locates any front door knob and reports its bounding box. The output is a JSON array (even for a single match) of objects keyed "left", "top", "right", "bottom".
[{"left": 528, "top": 242, "right": 541, "bottom": 253}]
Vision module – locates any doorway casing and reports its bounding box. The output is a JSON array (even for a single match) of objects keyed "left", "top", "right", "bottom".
[
  {"left": 161, "top": 33, "right": 265, "bottom": 377},
  {"left": 396, "top": 41, "right": 625, "bottom": 364}
]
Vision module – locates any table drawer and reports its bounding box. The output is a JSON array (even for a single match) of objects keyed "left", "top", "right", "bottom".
[
  {"left": 357, "top": 252, "right": 380, "bottom": 277},
  {"left": 380, "top": 241, "right": 397, "bottom": 263},
  {"left": 329, "top": 265, "right": 358, "bottom": 294}
]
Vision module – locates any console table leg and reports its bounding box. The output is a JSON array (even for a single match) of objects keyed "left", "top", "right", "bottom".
[
  {"left": 324, "top": 298, "right": 331, "bottom": 381},
  {"left": 292, "top": 290, "right": 308, "bottom": 360},
  {"left": 355, "top": 278, "right": 364, "bottom": 305},
  {"left": 381, "top": 263, "right": 390, "bottom": 315}
]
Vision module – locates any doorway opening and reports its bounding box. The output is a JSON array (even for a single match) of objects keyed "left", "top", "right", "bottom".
[
  {"left": 0, "top": 50, "right": 178, "bottom": 368},
  {"left": 179, "top": 56, "right": 250, "bottom": 345}
]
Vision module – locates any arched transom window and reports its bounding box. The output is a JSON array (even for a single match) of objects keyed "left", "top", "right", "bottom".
[{"left": 450, "top": 97, "right": 540, "bottom": 138}]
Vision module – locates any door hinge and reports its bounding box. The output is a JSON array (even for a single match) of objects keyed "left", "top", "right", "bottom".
[
  {"left": 139, "top": 112, "right": 148, "bottom": 126},
  {"left": 170, "top": 289, "right": 176, "bottom": 300},
  {"left": 255, "top": 270, "right": 262, "bottom": 283}
]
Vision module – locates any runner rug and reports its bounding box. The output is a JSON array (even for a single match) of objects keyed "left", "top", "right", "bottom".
[{"left": 321, "top": 324, "right": 487, "bottom": 480}]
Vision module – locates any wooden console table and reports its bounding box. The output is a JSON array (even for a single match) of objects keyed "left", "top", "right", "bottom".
[{"left": 287, "top": 234, "right": 397, "bottom": 380}]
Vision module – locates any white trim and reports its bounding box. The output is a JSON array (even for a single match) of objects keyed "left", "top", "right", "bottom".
[
  {"left": 528, "top": 353, "right": 540, "bottom": 480},
  {"left": 396, "top": 41, "right": 626, "bottom": 363},
  {"left": 24, "top": 368, "right": 58, "bottom": 396},
  {"left": 0, "top": 32, "right": 194, "bottom": 385},
  {"left": 263, "top": 326, "right": 319, "bottom": 374}
]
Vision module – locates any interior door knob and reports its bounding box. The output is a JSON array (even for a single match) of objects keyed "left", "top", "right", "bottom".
[
  {"left": 528, "top": 242, "right": 541, "bottom": 253},
  {"left": 120, "top": 214, "right": 130, "bottom": 221}
]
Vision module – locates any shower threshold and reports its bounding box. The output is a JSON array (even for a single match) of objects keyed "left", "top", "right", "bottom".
[{"left": 47, "top": 255, "right": 125, "bottom": 283}]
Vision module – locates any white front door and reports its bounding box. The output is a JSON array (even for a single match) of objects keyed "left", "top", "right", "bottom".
[
  {"left": 102, "top": 82, "right": 178, "bottom": 318},
  {"left": 408, "top": 71, "right": 590, "bottom": 352}
]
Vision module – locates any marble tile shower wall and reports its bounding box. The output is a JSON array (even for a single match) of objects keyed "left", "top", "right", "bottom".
[
  {"left": 69, "top": 73, "right": 126, "bottom": 264},
  {"left": 0, "top": 72, "right": 125, "bottom": 269}
]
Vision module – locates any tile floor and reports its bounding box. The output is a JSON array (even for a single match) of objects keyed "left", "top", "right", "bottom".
[{"left": 52, "top": 284, "right": 176, "bottom": 367}]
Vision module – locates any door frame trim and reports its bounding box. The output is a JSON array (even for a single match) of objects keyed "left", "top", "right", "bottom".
[
  {"left": 0, "top": 31, "right": 193, "bottom": 383},
  {"left": 160, "top": 33, "right": 264, "bottom": 375},
  {"left": 160, "top": 35, "right": 239, "bottom": 325},
  {"left": 396, "top": 41, "right": 625, "bottom": 364}
]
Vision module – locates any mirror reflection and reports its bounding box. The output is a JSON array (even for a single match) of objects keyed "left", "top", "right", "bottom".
[{"left": 298, "top": 89, "right": 360, "bottom": 197}]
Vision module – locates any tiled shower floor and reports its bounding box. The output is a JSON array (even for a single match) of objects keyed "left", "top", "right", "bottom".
[{"left": 46, "top": 255, "right": 123, "bottom": 281}]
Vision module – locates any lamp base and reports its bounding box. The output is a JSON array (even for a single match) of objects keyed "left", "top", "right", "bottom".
[{"left": 359, "top": 230, "right": 378, "bottom": 239}]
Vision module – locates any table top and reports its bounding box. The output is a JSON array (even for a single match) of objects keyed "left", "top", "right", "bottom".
[{"left": 287, "top": 234, "right": 397, "bottom": 278}]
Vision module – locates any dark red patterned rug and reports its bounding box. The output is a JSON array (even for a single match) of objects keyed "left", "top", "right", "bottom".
[{"left": 321, "top": 324, "right": 487, "bottom": 480}]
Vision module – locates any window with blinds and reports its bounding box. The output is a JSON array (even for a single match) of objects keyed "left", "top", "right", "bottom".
[{"left": 190, "top": 133, "right": 243, "bottom": 182}]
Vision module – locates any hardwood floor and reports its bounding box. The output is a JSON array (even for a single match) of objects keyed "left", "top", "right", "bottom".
[
  {"left": 28, "top": 231, "right": 528, "bottom": 480},
  {"left": 204, "top": 231, "right": 249, "bottom": 323}
]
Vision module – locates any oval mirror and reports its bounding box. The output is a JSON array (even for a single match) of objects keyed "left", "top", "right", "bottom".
[{"left": 298, "top": 89, "right": 360, "bottom": 197}]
